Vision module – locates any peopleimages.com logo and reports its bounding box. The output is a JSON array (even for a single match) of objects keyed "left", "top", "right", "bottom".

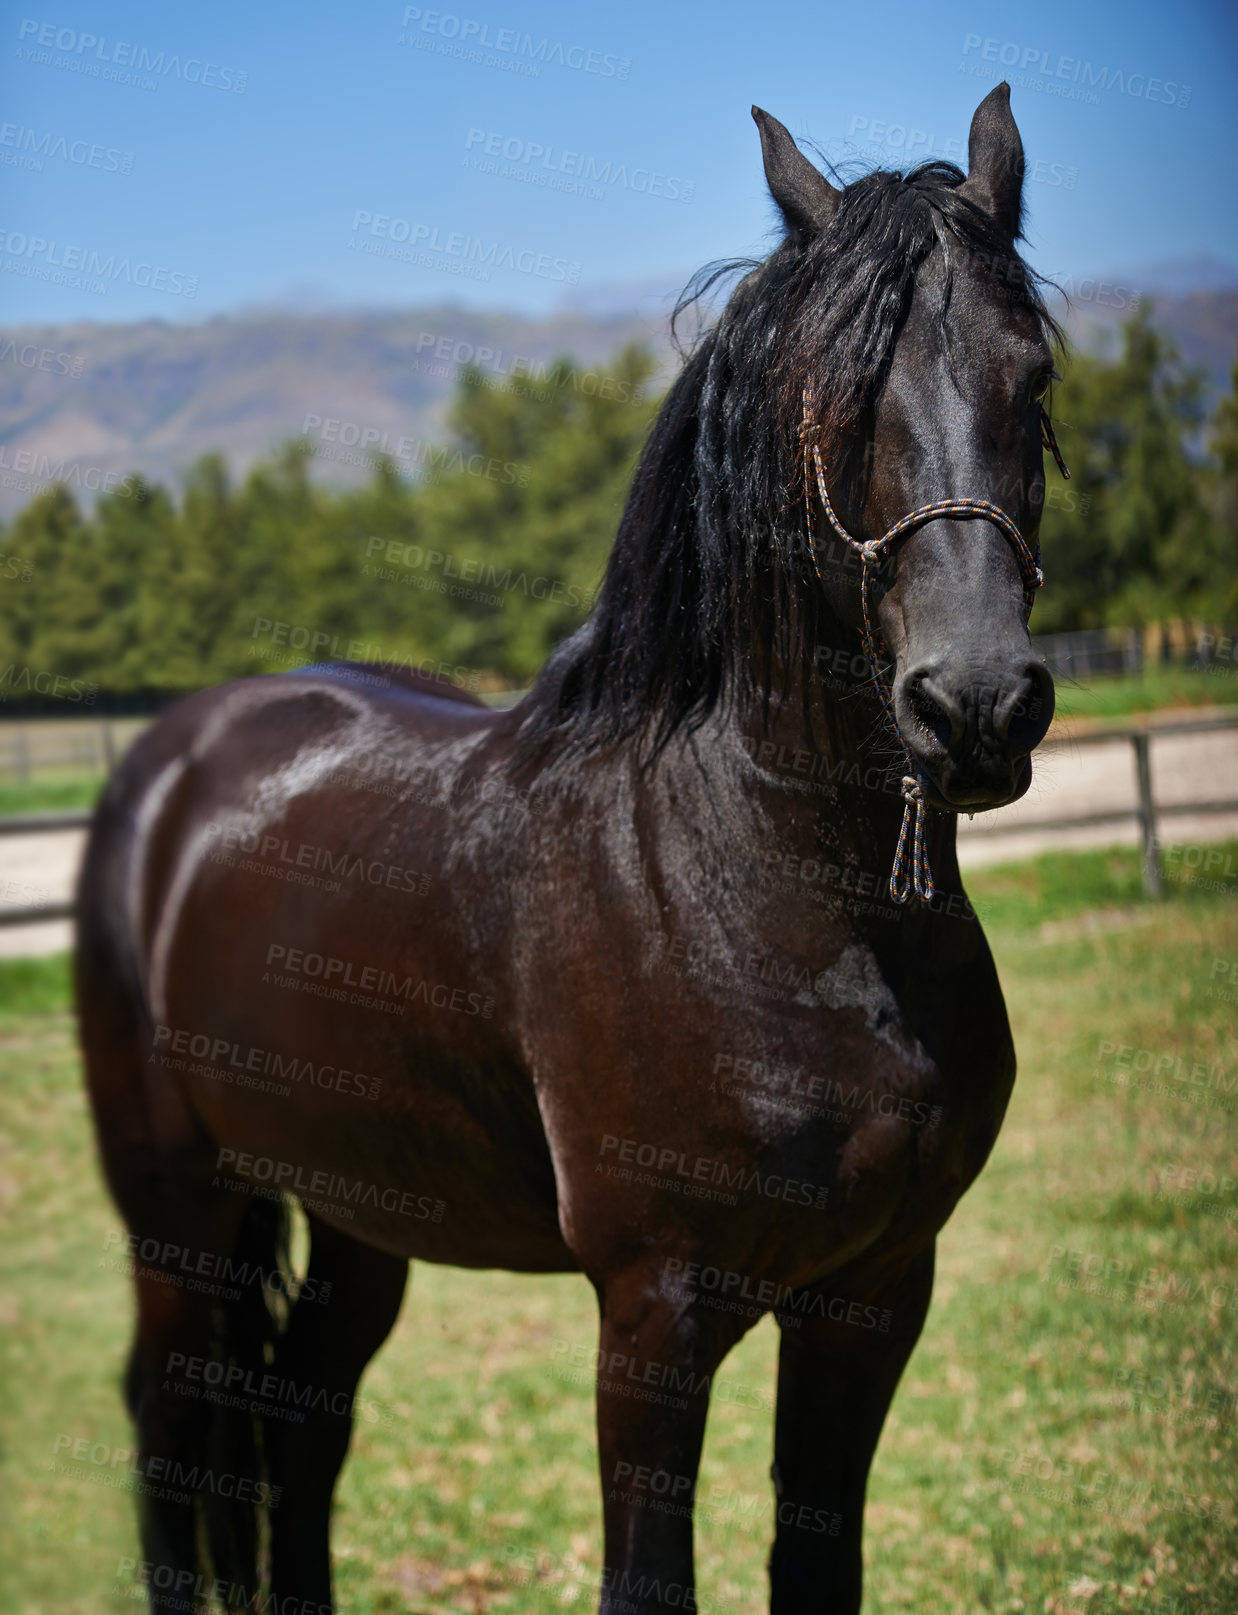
[
  {"left": 15, "top": 18, "right": 249, "bottom": 92},
  {"left": 398, "top": 8, "right": 631, "bottom": 79},
  {"left": 0, "top": 229, "right": 197, "bottom": 297},
  {"left": 349, "top": 211, "right": 581, "bottom": 284},
  {"left": 0, "top": 122, "right": 134, "bottom": 173},
  {"left": 960, "top": 34, "right": 1191, "bottom": 108},
  {"left": 463, "top": 128, "right": 693, "bottom": 202}
]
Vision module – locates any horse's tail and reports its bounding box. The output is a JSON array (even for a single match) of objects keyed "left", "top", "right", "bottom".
[{"left": 199, "top": 1191, "right": 294, "bottom": 1598}]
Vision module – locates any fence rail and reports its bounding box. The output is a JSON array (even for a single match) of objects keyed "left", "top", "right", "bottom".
[
  {"left": 958, "top": 712, "right": 1238, "bottom": 896},
  {"left": 0, "top": 901, "right": 74, "bottom": 929},
  {"left": 0, "top": 713, "right": 1235, "bottom": 927},
  {"left": 0, "top": 810, "right": 93, "bottom": 835}
]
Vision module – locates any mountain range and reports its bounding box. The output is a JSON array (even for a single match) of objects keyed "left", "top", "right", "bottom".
[{"left": 1, "top": 255, "right": 1234, "bottom": 520}]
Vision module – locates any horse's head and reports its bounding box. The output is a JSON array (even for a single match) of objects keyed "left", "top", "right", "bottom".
[{"left": 758, "top": 85, "right": 1059, "bottom": 814}]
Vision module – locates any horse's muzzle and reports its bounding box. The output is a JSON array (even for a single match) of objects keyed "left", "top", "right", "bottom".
[{"left": 894, "top": 655, "right": 1055, "bottom": 811}]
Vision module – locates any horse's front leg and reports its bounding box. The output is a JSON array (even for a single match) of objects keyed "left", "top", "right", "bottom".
[
  {"left": 768, "top": 1246, "right": 936, "bottom": 1614},
  {"left": 593, "top": 1264, "right": 752, "bottom": 1615}
]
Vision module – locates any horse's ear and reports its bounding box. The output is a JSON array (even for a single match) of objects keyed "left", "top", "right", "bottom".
[
  {"left": 958, "top": 82, "right": 1025, "bottom": 238},
  {"left": 751, "top": 106, "right": 840, "bottom": 237}
]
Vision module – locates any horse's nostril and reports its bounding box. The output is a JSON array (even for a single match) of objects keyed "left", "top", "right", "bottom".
[
  {"left": 993, "top": 677, "right": 1030, "bottom": 742},
  {"left": 1004, "top": 660, "right": 1055, "bottom": 750},
  {"left": 905, "top": 668, "right": 962, "bottom": 750}
]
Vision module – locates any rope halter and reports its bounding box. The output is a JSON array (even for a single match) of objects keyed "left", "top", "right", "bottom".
[{"left": 800, "top": 382, "right": 1070, "bottom": 905}]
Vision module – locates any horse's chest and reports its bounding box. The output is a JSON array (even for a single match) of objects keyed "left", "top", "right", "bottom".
[
  {"left": 815, "top": 1034, "right": 1013, "bottom": 1259},
  {"left": 730, "top": 998, "right": 1012, "bottom": 1270}
]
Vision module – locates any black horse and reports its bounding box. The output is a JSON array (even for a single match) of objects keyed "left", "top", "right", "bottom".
[{"left": 77, "top": 83, "right": 1063, "bottom": 1613}]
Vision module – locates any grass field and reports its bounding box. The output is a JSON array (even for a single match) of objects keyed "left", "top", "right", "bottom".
[
  {"left": 1, "top": 844, "right": 1236, "bottom": 1614},
  {"left": 0, "top": 776, "right": 105, "bottom": 815},
  {"left": 1051, "top": 666, "right": 1238, "bottom": 723}
]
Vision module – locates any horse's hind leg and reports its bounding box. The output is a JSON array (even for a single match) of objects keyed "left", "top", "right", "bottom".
[
  {"left": 118, "top": 1182, "right": 252, "bottom": 1612},
  {"left": 264, "top": 1213, "right": 408, "bottom": 1612},
  {"left": 767, "top": 1248, "right": 935, "bottom": 1615},
  {"left": 80, "top": 1006, "right": 248, "bottom": 1602}
]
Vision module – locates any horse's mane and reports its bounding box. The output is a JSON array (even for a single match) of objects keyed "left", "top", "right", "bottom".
[{"left": 514, "top": 159, "right": 1062, "bottom": 765}]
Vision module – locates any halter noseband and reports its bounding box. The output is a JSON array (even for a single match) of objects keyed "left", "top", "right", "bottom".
[{"left": 800, "top": 382, "right": 1070, "bottom": 906}]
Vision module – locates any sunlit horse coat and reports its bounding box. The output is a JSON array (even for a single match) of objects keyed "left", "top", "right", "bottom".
[{"left": 78, "top": 83, "right": 1061, "bottom": 1614}]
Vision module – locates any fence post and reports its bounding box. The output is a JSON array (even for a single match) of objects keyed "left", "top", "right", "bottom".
[
  {"left": 13, "top": 726, "right": 29, "bottom": 786},
  {"left": 1124, "top": 626, "right": 1142, "bottom": 677},
  {"left": 1131, "top": 732, "right": 1162, "bottom": 898}
]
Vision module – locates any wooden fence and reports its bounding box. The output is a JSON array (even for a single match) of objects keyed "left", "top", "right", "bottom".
[
  {"left": 1, "top": 712, "right": 1235, "bottom": 927},
  {"left": 957, "top": 712, "right": 1238, "bottom": 897}
]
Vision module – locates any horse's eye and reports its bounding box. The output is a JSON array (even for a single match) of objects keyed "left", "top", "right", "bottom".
[{"left": 1029, "top": 368, "right": 1059, "bottom": 404}]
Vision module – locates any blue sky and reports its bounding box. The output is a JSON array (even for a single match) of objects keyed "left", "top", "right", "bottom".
[{"left": 1, "top": 0, "right": 1234, "bottom": 325}]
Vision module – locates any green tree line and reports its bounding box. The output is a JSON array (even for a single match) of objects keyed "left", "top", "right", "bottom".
[
  {"left": 0, "top": 347, "right": 659, "bottom": 706},
  {"left": 0, "top": 316, "right": 1233, "bottom": 708},
  {"left": 1039, "top": 309, "right": 1236, "bottom": 633}
]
